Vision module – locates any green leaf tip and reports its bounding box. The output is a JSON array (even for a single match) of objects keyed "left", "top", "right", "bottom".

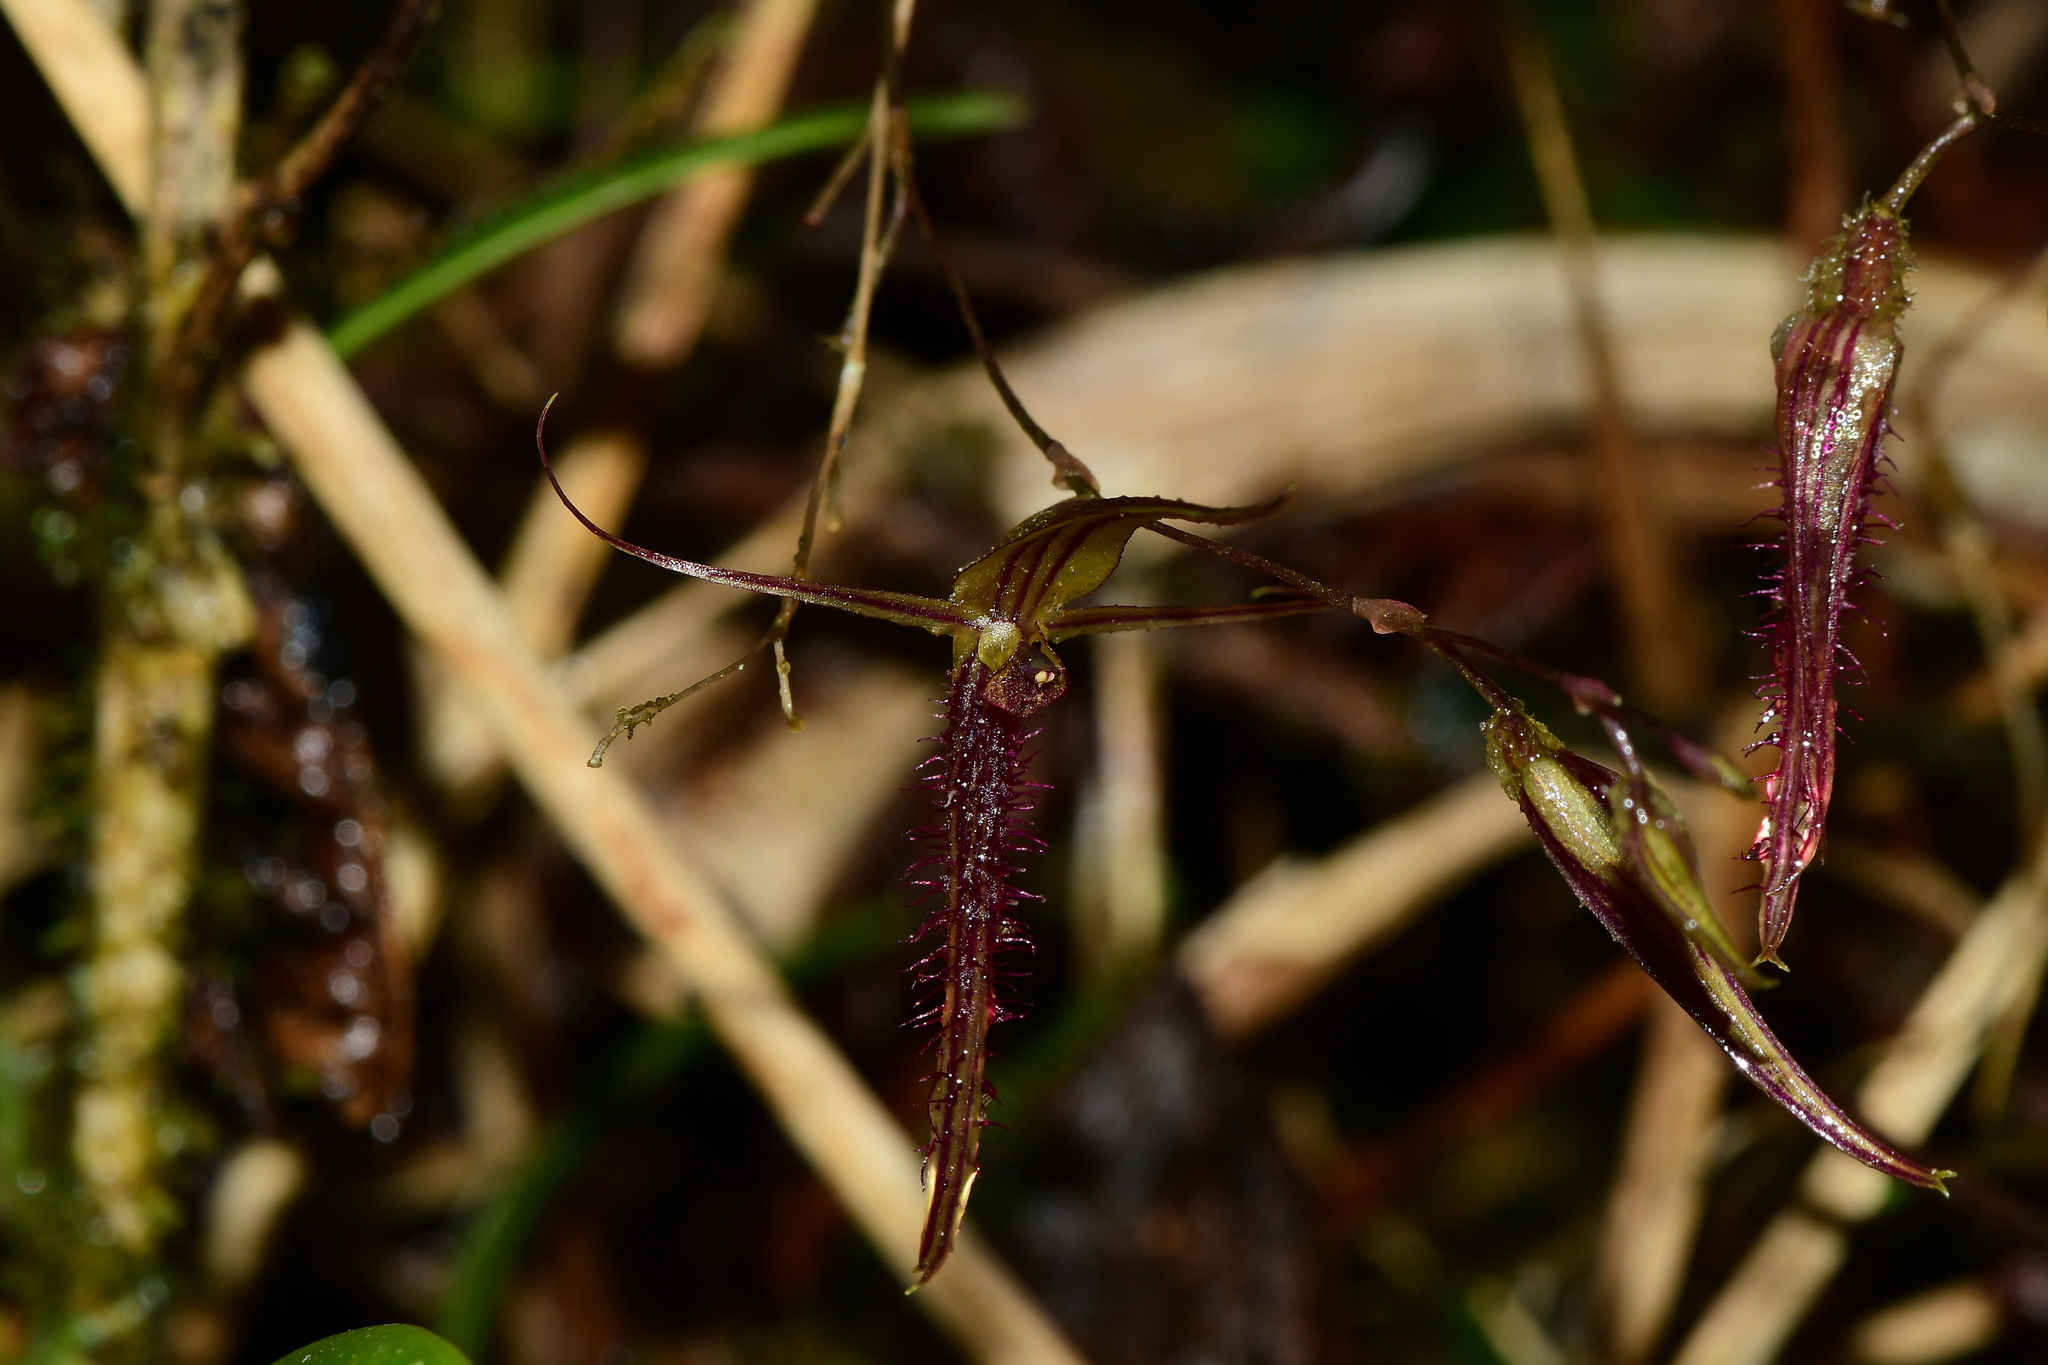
[{"left": 269, "top": 1325, "right": 474, "bottom": 1365}]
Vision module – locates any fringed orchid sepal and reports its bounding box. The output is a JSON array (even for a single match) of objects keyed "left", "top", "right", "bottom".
[{"left": 1751, "top": 110, "right": 1982, "bottom": 966}]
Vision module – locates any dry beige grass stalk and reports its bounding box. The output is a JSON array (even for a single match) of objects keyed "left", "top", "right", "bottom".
[
  {"left": 1670, "top": 857, "right": 2048, "bottom": 1365},
  {"left": 1847, "top": 1278, "right": 2001, "bottom": 1365},
  {"left": 0, "top": 0, "right": 150, "bottom": 212},
  {"left": 1179, "top": 774, "right": 1530, "bottom": 1043},
  {"left": 1070, "top": 629, "right": 1169, "bottom": 976},
  {"left": 846, "top": 240, "right": 2043, "bottom": 527},
  {"left": 613, "top": 0, "right": 820, "bottom": 367},
  {"left": 237, "top": 292, "right": 1082, "bottom": 1364},
  {"left": 12, "top": 10, "right": 1082, "bottom": 1357},
  {"left": 419, "top": 430, "right": 647, "bottom": 799}
]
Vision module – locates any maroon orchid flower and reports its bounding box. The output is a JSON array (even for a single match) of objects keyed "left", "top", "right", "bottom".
[{"left": 540, "top": 411, "right": 1328, "bottom": 1285}]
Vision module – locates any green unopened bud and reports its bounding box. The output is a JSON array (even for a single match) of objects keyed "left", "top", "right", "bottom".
[
  {"left": 1524, "top": 754, "right": 1621, "bottom": 872},
  {"left": 1484, "top": 709, "right": 1620, "bottom": 876}
]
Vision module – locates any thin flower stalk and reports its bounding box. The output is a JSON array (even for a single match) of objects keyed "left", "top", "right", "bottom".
[{"left": 1750, "top": 107, "right": 1982, "bottom": 966}]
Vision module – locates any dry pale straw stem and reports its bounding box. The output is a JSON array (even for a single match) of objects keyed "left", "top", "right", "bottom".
[
  {"left": 417, "top": 430, "right": 647, "bottom": 799},
  {"left": 613, "top": 0, "right": 822, "bottom": 367},
  {"left": 6, "top": 7, "right": 1082, "bottom": 1355},
  {"left": 1670, "top": 854, "right": 2048, "bottom": 1365},
  {"left": 236, "top": 290, "right": 1084, "bottom": 1364},
  {"left": 0, "top": 0, "right": 150, "bottom": 212},
  {"left": 1179, "top": 773, "right": 1530, "bottom": 1043},
  {"left": 1503, "top": 16, "right": 1701, "bottom": 712}
]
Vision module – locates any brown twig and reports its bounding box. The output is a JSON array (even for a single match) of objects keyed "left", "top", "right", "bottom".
[
  {"left": 891, "top": 120, "right": 1099, "bottom": 497},
  {"left": 1934, "top": 0, "right": 1997, "bottom": 118},
  {"left": 159, "top": 0, "right": 437, "bottom": 430},
  {"left": 1778, "top": 0, "right": 1850, "bottom": 259},
  {"left": 1502, "top": 13, "right": 1702, "bottom": 713},
  {"left": 1318, "top": 958, "right": 1653, "bottom": 1227}
]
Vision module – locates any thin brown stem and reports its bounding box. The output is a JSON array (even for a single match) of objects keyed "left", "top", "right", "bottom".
[
  {"left": 1935, "top": 0, "right": 1997, "bottom": 118},
  {"left": 1778, "top": 0, "right": 1849, "bottom": 259},
  {"left": 890, "top": 119, "right": 1098, "bottom": 497},
  {"left": 764, "top": 82, "right": 901, "bottom": 724},
  {"left": 761, "top": 1, "right": 920, "bottom": 724},
  {"left": 1503, "top": 12, "right": 1703, "bottom": 714},
  {"left": 1144, "top": 522, "right": 1524, "bottom": 711},
  {"left": 804, "top": 117, "right": 872, "bottom": 228},
  {"left": 161, "top": 0, "right": 437, "bottom": 428}
]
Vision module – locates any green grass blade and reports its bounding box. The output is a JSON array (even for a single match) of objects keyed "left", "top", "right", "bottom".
[{"left": 326, "top": 89, "right": 1025, "bottom": 359}]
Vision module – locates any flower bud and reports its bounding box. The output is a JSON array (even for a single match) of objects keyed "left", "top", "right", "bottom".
[{"left": 1482, "top": 702, "right": 1949, "bottom": 1192}]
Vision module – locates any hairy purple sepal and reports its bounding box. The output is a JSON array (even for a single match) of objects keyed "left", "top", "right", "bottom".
[
  {"left": 908, "top": 493, "right": 1300, "bottom": 1286},
  {"left": 1754, "top": 205, "right": 1911, "bottom": 966},
  {"left": 1486, "top": 704, "right": 1951, "bottom": 1192},
  {"left": 909, "top": 649, "right": 1062, "bottom": 1287}
]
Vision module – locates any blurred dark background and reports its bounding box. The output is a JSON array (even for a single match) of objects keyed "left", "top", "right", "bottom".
[{"left": 4, "top": 2, "right": 2048, "bottom": 1364}]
